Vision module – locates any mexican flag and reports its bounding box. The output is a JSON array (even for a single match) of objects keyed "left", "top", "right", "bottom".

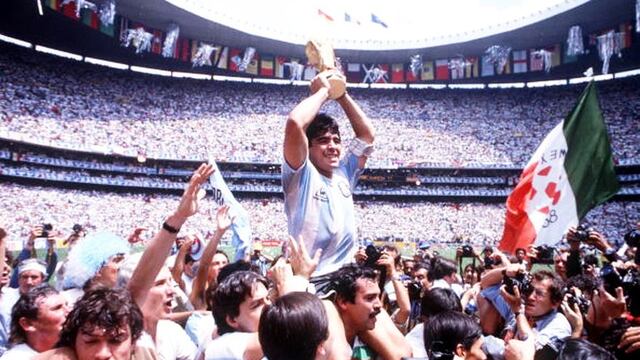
[{"left": 499, "top": 82, "right": 619, "bottom": 253}]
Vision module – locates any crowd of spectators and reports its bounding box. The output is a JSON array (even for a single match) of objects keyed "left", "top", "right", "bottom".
[
  {"left": 0, "top": 44, "right": 639, "bottom": 168},
  {"left": 0, "top": 167, "right": 639, "bottom": 360},
  {"left": 0, "top": 183, "right": 637, "bottom": 252}
]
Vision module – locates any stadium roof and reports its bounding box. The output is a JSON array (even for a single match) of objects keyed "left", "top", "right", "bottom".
[{"left": 116, "top": 0, "right": 634, "bottom": 63}]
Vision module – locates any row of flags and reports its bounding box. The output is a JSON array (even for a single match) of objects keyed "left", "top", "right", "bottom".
[
  {"left": 46, "top": 2, "right": 635, "bottom": 82},
  {"left": 47, "top": 0, "right": 115, "bottom": 37},
  {"left": 318, "top": 9, "right": 388, "bottom": 28}
]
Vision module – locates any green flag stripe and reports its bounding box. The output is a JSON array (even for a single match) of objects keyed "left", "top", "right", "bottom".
[{"left": 562, "top": 82, "right": 620, "bottom": 219}]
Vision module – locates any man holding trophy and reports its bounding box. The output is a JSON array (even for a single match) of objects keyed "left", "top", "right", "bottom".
[{"left": 282, "top": 40, "right": 375, "bottom": 291}]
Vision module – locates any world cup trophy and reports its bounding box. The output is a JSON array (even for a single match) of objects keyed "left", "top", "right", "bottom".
[{"left": 305, "top": 40, "right": 346, "bottom": 99}]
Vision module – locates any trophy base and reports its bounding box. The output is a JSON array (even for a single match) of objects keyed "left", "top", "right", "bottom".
[{"left": 321, "top": 70, "right": 346, "bottom": 100}]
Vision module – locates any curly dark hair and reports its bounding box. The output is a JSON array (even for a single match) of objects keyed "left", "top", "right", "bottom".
[
  {"left": 329, "top": 264, "right": 377, "bottom": 304},
  {"left": 57, "top": 287, "right": 143, "bottom": 347},
  {"left": 9, "top": 284, "right": 59, "bottom": 344},
  {"left": 211, "top": 270, "right": 269, "bottom": 336},
  {"left": 305, "top": 113, "right": 340, "bottom": 144}
]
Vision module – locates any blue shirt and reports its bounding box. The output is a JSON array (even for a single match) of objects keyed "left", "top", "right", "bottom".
[{"left": 282, "top": 153, "right": 363, "bottom": 276}]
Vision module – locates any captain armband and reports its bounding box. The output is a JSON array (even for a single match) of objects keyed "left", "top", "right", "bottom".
[{"left": 349, "top": 137, "right": 375, "bottom": 157}]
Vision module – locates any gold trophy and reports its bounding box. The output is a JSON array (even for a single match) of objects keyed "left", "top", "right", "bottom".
[{"left": 305, "top": 40, "right": 346, "bottom": 99}]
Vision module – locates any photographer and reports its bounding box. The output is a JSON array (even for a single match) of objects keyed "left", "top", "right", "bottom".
[
  {"left": 498, "top": 270, "right": 571, "bottom": 357},
  {"left": 566, "top": 226, "right": 616, "bottom": 279}
]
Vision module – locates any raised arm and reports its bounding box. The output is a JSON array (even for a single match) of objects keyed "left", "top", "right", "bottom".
[
  {"left": 283, "top": 76, "right": 330, "bottom": 170},
  {"left": 336, "top": 93, "right": 374, "bottom": 144},
  {"left": 171, "top": 237, "right": 194, "bottom": 292},
  {"left": 128, "top": 164, "right": 214, "bottom": 307},
  {"left": 189, "top": 205, "right": 232, "bottom": 310}
]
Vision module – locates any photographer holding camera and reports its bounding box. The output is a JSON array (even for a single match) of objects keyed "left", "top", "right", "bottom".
[{"left": 480, "top": 261, "right": 571, "bottom": 358}]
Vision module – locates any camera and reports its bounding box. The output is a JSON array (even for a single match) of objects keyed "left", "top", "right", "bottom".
[
  {"left": 364, "top": 245, "right": 384, "bottom": 268},
  {"left": 600, "top": 263, "right": 623, "bottom": 296},
  {"left": 407, "top": 281, "right": 422, "bottom": 301},
  {"left": 624, "top": 229, "right": 640, "bottom": 248},
  {"left": 502, "top": 271, "right": 533, "bottom": 296},
  {"left": 574, "top": 224, "right": 592, "bottom": 242},
  {"left": 41, "top": 223, "right": 53, "bottom": 238},
  {"left": 461, "top": 245, "right": 474, "bottom": 258},
  {"left": 72, "top": 224, "right": 83, "bottom": 234},
  {"left": 622, "top": 268, "right": 640, "bottom": 317},
  {"left": 565, "top": 287, "right": 590, "bottom": 314},
  {"left": 531, "top": 245, "right": 554, "bottom": 264}
]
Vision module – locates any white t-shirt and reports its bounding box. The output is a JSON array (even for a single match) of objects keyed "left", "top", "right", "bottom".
[
  {"left": 405, "top": 323, "right": 428, "bottom": 358},
  {"left": 0, "top": 343, "right": 37, "bottom": 360},
  {"left": 156, "top": 319, "right": 198, "bottom": 360},
  {"left": 204, "top": 332, "right": 253, "bottom": 360}
]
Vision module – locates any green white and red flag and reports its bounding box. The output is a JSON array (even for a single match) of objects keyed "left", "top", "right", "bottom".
[{"left": 499, "top": 82, "right": 619, "bottom": 253}]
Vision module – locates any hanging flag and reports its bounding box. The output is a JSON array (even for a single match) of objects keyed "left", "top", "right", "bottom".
[
  {"left": 450, "top": 60, "right": 464, "bottom": 80},
  {"left": 179, "top": 38, "right": 191, "bottom": 62},
  {"left": 190, "top": 40, "right": 200, "bottom": 61},
  {"left": 391, "top": 63, "right": 404, "bottom": 83},
  {"left": 99, "top": 13, "right": 115, "bottom": 36},
  {"left": 499, "top": 82, "right": 619, "bottom": 253},
  {"left": 275, "top": 56, "right": 286, "bottom": 78},
  {"left": 465, "top": 57, "right": 479, "bottom": 78},
  {"left": 303, "top": 65, "right": 317, "bottom": 80},
  {"left": 61, "top": 1, "right": 79, "bottom": 19},
  {"left": 435, "top": 59, "right": 449, "bottom": 80},
  {"left": 513, "top": 50, "right": 528, "bottom": 73},
  {"left": 208, "top": 161, "right": 253, "bottom": 261},
  {"left": 346, "top": 62, "right": 362, "bottom": 82},
  {"left": 405, "top": 65, "right": 417, "bottom": 82},
  {"left": 260, "top": 56, "right": 274, "bottom": 76},
  {"left": 371, "top": 13, "right": 388, "bottom": 28},
  {"left": 212, "top": 45, "right": 223, "bottom": 65},
  {"left": 563, "top": 43, "right": 578, "bottom": 64},
  {"left": 318, "top": 9, "right": 334, "bottom": 22},
  {"left": 421, "top": 60, "right": 434, "bottom": 80},
  {"left": 229, "top": 48, "right": 242, "bottom": 72},
  {"left": 217, "top": 46, "right": 229, "bottom": 69},
  {"left": 152, "top": 30, "right": 163, "bottom": 54},
  {"left": 246, "top": 53, "right": 259, "bottom": 75},
  {"left": 80, "top": 7, "right": 99, "bottom": 29},
  {"left": 547, "top": 44, "right": 561, "bottom": 67},
  {"left": 47, "top": 0, "right": 60, "bottom": 10},
  {"left": 481, "top": 55, "right": 494, "bottom": 77},
  {"left": 118, "top": 17, "right": 130, "bottom": 42},
  {"left": 619, "top": 22, "right": 633, "bottom": 48},
  {"left": 529, "top": 49, "right": 544, "bottom": 72}
]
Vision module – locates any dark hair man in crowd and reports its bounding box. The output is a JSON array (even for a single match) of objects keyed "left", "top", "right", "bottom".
[
  {"left": 0, "top": 258, "right": 47, "bottom": 353},
  {"left": 205, "top": 270, "right": 269, "bottom": 360},
  {"left": 35, "top": 287, "right": 152, "bottom": 360},
  {"left": 2, "top": 285, "right": 68, "bottom": 359},
  {"left": 282, "top": 73, "right": 375, "bottom": 292},
  {"left": 330, "top": 264, "right": 411, "bottom": 359}
]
